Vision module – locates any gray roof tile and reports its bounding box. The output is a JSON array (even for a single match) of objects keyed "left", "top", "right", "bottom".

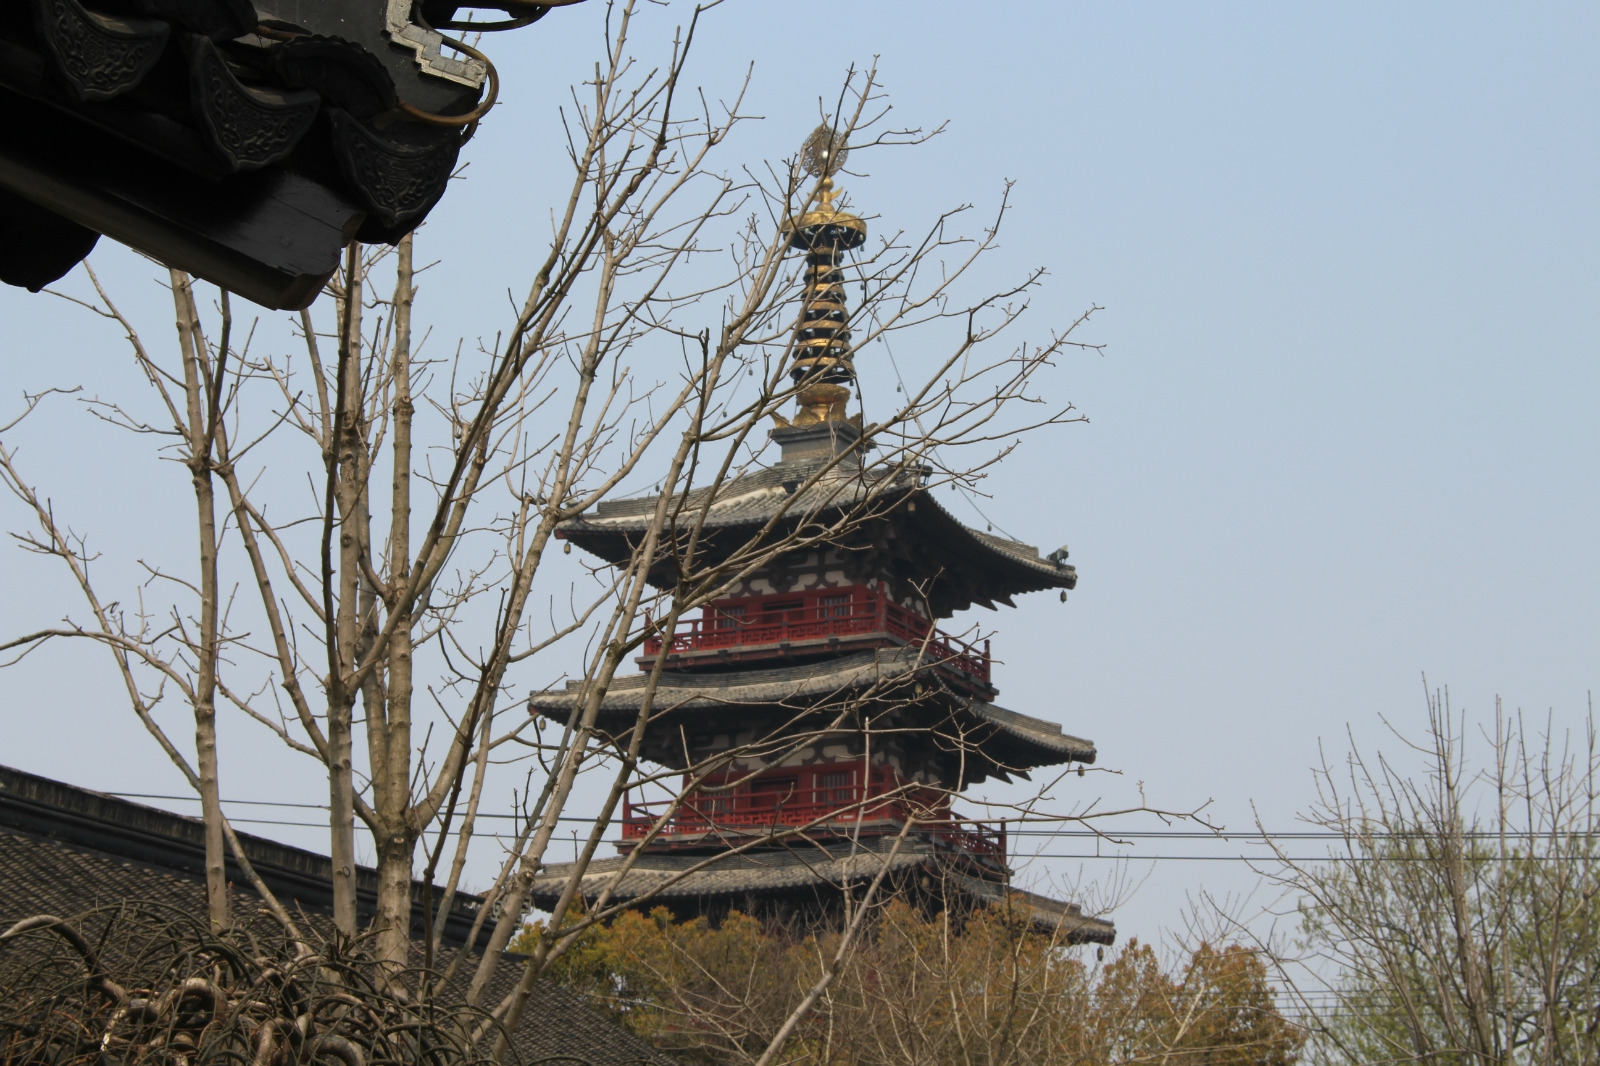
[
  {"left": 565, "top": 454, "right": 1077, "bottom": 592},
  {"left": 529, "top": 646, "right": 1097, "bottom": 765},
  {"left": 0, "top": 766, "right": 674, "bottom": 1066},
  {"left": 530, "top": 838, "right": 1115, "bottom": 945}
]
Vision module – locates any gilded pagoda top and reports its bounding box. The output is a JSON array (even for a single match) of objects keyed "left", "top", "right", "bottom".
[{"left": 774, "top": 125, "right": 869, "bottom": 428}]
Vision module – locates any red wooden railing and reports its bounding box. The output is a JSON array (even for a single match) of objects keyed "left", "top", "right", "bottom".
[
  {"left": 642, "top": 584, "right": 991, "bottom": 686},
  {"left": 621, "top": 761, "right": 1007, "bottom": 861},
  {"left": 620, "top": 794, "right": 1007, "bottom": 861}
]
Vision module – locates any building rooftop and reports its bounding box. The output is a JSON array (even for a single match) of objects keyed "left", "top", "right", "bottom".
[
  {"left": 559, "top": 447, "right": 1077, "bottom": 618},
  {"left": 530, "top": 836, "right": 1116, "bottom": 946},
  {"left": 0, "top": 763, "right": 674, "bottom": 1066},
  {"left": 529, "top": 645, "right": 1097, "bottom": 781},
  {"left": 0, "top": 763, "right": 484, "bottom": 945}
]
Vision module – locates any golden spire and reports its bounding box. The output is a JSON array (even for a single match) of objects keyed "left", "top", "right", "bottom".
[{"left": 780, "top": 125, "right": 867, "bottom": 426}]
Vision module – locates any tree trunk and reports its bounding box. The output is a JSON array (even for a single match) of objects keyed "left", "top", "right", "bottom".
[
  {"left": 170, "top": 270, "right": 229, "bottom": 932},
  {"left": 373, "top": 831, "right": 415, "bottom": 970},
  {"left": 328, "top": 242, "right": 364, "bottom": 935},
  {"left": 372, "top": 232, "right": 417, "bottom": 971}
]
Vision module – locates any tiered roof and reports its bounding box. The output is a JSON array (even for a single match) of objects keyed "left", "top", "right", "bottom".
[
  {"left": 528, "top": 837, "right": 1115, "bottom": 945},
  {"left": 559, "top": 446, "right": 1077, "bottom": 617},
  {"left": 529, "top": 645, "right": 1095, "bottom": 783}
]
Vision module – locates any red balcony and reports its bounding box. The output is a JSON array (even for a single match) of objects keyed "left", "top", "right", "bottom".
[
  {"left": 641, "top": 584, "right": 992, "bottom": 692},
  {"left": 620, "top": 762, "right": 1007, "bottom": 863}
]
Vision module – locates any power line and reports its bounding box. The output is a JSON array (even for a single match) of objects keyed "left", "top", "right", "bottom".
[
  {"left": 112, "top": 792, "right": 329, "bottom": 810},
  {"left": 1010, "top": 853, "right": 1600, "bottom": 863},
  {"left": 106, "top": 795, "right": 1600, "bottom": 842},
  {"left": 104, "top": 799, "right": 1600, "bottom": 862}
]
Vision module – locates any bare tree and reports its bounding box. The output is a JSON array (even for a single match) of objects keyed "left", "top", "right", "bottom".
[
  {"left": 0, "top": 273, "right": 300, "bottom": 939},
  {"left": 0, "top": 1, "right": 1138, "bottom": 1058},
  {"left": 1259, "top": 690, "right": 1600, "bottom": 1066}
]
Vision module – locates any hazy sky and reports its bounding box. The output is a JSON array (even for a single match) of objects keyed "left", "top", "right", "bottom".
[{"left": 1, "top": 2, "right": 1595, "bottom": 945}]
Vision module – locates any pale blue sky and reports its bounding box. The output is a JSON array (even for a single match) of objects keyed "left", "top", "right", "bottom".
[{"left": 1, "top": 2, "right": 1595, "bottom": 944}]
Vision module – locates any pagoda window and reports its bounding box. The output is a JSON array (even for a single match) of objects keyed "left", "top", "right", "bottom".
[
  {"left": 712, "top": 603, "right": 745, "bottom": 630},
  {"left": 819, "top": 592, "right": 851, "bottom": 618},
  {"left": 814, "top": 768, "right": 857, "bottom": 806},
  {"left": 749, "top": 776, "right": 797, "bottom": 810},
  {"left": 758, "top": 599, "right": 803, "bottom": 624},
  {"left": 689, "top": 788, "right": 733, "bottom": 819}
]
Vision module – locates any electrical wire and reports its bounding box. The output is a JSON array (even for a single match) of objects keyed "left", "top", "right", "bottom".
[
  {"left": 103, "top": 793, "right": 1600, "bottom": 861},
  {"left": 430, "top": 0, "right": 586, "bottom": 32},
  {"left": 105, "top": 794, "right": 1600, "bottom": 839},
  {"left": 394, "top": 33, "right": 499, "bottom": 128}
]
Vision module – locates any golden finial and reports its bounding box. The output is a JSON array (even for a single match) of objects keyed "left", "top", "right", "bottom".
[
  {"left": 788, "top": 124, "right": 861, "bottom": 237},
  {"left": 801, "top": 124, "right": 848, "bottom": 178},
  {"left": 781, "top": 125, "right": 867, "bottom": 428}
]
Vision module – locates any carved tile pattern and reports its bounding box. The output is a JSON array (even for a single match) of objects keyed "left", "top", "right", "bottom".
[
  {"left": 329, "top": 110, "right": 457, "bottom": 228},
  {"left": 190, "top": 38, "right": 318, "bottom": 172},
  {"left": 32, "top": 0, "right": 168, "bottom": 101}
]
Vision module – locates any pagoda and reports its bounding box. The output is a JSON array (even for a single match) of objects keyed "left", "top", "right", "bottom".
[{"left": 528, "top": 129, "right": 1113, "bottom": 945}]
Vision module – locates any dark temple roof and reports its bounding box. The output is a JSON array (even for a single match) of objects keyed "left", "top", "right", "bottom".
[
  {"left": 0, "top": 763, "right": 488, "bottom": 946},
  {"left": 528, "top": 646, "right": 1098, "bottom": 779},
  {"left": 0, "top": 764, "right": 673, "bottom": 1066},
  {"left": 529, "top": 838, "right": 1116, "bottom": 945},
  {"left": 558, "top": 449, "right": 1077, "bottom": 617}
]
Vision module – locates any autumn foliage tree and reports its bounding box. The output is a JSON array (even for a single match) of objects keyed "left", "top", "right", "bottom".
[{"left": 523, "top": 902, "right": 1304, "bottom": 1066}]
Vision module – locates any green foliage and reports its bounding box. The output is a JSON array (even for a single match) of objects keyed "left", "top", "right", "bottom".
[
  {"left": 525, "top": 902, "right": 1304, "bottom": 1066},
  {"left": 1289, "top": 703, "right": 1600, "bottom": 1066},
  {"left": 1298, "top": 829, "right": 1600, "bottom": 1066}
]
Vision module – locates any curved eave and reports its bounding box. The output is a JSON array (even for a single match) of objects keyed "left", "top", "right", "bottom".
[
  {"left": 527, "top": 648, "right": 1096, "bottom": 774},
  {"left": 555, "top": 467, "right": 1077, "bottom": 606},
  {"left": 530, "top": 848, "right": 935, "bottom": 908},
  {"left": 906, "top": 487, "right": 1077, "bottom": 599},
  {"left": 948, "top": 874, "right": 1117, "bottom": 944},
  {"left": 529, "top": 849, "right": 1115, "bottom": 945}
]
